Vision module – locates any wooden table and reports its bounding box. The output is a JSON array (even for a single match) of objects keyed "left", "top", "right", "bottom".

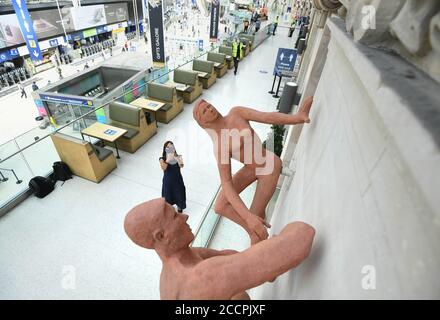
[
  {"left": 213, "top": 62, "right": 222, "bottom": 68},
  {"left": 225, "top": 55, "right": 232, "bottom": 60},
  {"left": 130, "top": 97, "right": 165, "bottom": 126},
  {"left": 196, "top": 71, "right": 209, "bottom": 78},
  {"left": 130, "top": 97, "right": 165, "bottom": 112},
  {"left": 81, "top": 122, "right": 127, "bottom": 159},
  {"left": 166, "top": 81, "right": 190, "bottom": 92}
]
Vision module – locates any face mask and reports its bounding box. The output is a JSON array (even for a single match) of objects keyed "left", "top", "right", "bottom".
[{"left": 166, "top": 145, "right": 175, "bottom": 154}]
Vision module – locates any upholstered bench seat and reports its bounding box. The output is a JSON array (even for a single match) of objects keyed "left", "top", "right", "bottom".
[
  {"left": 160, "top": 104, "right": 173, "bottom": 112},
  {"left": 207, "top": 52, "right": 228, "bottom": 78},
  {"left": 107, "top": 101, "right": 157, "bottom": 153},
  {"left": 193, "top": 60, "right": 217, "bottom": 89},
  {"left": 51, "top": 132, "right": 117, "bottom": 183},
  {"left": 94, "top": 145, "right": 114, "bottom": 161},
  {"left": 147, "top": 82, "right": 184, "bottom": 123},
  {"left": 219, "top": 46, "right": 234, "bottom": 69},
  {"left": 171, "top": 69, "right": 203, "bottom": 103}
]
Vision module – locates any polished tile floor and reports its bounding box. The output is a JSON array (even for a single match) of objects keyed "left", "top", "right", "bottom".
[{"left": 0, "top": 27, "right": 297, "bottom": 299}]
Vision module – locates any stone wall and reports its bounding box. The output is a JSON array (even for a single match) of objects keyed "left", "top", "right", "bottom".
[
  {"left": 252, "top": 17, "right": 440, "bottom": 299},
  {"left": 326, "top": 0, "right": 440, "bottom": 83}
]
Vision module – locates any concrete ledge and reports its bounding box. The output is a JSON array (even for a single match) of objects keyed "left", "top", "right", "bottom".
[{"left": 327, "top": 16, "right": 440, "bottom": 217}]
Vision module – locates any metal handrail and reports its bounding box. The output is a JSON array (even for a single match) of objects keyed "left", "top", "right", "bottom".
[{"left": 0, "top": 167, "right": 23, "bottom": 184}]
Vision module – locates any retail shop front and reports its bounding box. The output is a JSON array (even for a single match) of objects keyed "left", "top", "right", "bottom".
[{"left": 32, "top": 63, "right": 149, "bottom": 131}]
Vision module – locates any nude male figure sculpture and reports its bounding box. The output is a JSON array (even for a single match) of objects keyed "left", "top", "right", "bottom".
[
  {"left": 193, "top": 96, "right": 314, "bottom": 244},
  {"left": 124, "top": 198, "right": 315, "bottom": 300}
]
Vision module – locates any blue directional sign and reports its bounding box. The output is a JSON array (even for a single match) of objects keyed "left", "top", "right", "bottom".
[
  {"left": 0, "top": 52, "right": 10, "bottom": 63},
  {"left": 9, "top": 48, "right": 19, "bottom": 57},
  {"left": 273, "top": 48, "right": 297, "bottom": 76},
  {"left": 0, "top": 48, "right": 20, "bottom": 63},
  {"left": 198, "top": 39, "right": 204, "bottom": 51},
  {"left": 11, "top": 0, "right": 43, "bottom": 61}
]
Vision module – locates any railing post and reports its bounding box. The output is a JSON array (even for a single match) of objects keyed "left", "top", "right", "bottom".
[{"left": 0, "top": 171, "right": 8, "bottom": 182}]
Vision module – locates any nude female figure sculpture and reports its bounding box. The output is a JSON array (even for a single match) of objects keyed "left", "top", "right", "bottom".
[
  {"left": 193, "top": 96, "right": 314, "bottom": 244},
  {"left": 124, "top": 198, "right": 315, "bottom": 300}
]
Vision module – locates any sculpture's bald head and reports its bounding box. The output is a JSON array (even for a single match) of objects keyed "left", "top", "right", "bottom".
[
  {"left": 124, "top": 198, "right": 166, "bottom": 249},
  {"left": 124, "top": 198, "right": 194, "bottom": 254},
  {"left": 193, "top": 99, "right": 220, "bottom": 128}
]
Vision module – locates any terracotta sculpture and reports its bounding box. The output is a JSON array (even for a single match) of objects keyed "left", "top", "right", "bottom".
[
  {"left": 124, "top": 198, "right": 315, "bottom": 300},
  {"left": 193, "top": 96, "right": 314, "bottom": 244}
]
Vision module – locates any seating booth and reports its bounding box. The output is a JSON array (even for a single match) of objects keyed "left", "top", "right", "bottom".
[
  {"left": 51, "top": 133, "right": 117, "bottom": 183},
  {"left": 147, "top": 82, "right": 184, "bottom": 123},
  {"left": 192, "top": 60, "right": 217, "bottom": 89}
]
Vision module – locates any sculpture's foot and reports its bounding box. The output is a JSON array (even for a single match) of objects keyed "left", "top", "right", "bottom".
[{"left": 297, "top": 96, "right": 313, "bottom": 123}]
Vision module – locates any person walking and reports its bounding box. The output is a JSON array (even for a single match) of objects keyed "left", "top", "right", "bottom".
[
  {"left": 240, "top": 40, "right": 245, "bottom": 60},
  {"left": 232, "top": 38, "right": 240, "bottom": 76},
  {"left": 31, "top": 81, "right": 39, "bottom": 91},
  {"left": 57, "top": 67, "right": 63, "bottom": 79},
  {"left": 255, "top": 18, "right": 261, "bottom": 33},
  {"left": 273, "top": 15, "right": 279, "bottom": 35},
  {"left": 19, "top": 83, "right": 27, "bottom": 98},
  {"left": 244, "top": 20, "right": 250, "bottom": 33},
  {"left": 159, "top": 141, "right": 186, "bottom": 213}
]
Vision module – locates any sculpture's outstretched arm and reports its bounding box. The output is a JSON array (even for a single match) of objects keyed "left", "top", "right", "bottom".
[
  {"left": 190, "top": 222, "right": 315, "bottom": 299},
  {"left": 235, "top": 96, "right": 314, "bottom": 125}
]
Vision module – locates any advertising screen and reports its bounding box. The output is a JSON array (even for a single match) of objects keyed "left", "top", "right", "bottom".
[
  {"left": 70, "top": 5, "right": 107, "bottom": 31},
  {"left": 0, "top": 14, "right": 25, "bottom": 49},
  {"left": 0, "top": 3, "right": 129, "bottom": 50},
  {"left": 104, "top": 3, "right": 129, "bottom": 24},
  {"left": 30, "top": 9, "right": 75, "bottom": 40}
]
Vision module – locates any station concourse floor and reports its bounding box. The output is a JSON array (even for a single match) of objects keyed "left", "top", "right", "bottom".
[{"left": 0, "top": 28, "right": 295, "bottom": 299}]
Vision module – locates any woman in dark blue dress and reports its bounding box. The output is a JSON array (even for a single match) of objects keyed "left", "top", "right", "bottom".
[{"left": 159, "top": 141, "right": 187, "bottom": 212}]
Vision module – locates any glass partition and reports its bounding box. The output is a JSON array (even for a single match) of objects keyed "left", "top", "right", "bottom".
[
  {"left": 0, "top": 139, "right": 46, "bottom": 209},
  {"left": 191, "top": 187, "right": 221, "bottom": 248}
]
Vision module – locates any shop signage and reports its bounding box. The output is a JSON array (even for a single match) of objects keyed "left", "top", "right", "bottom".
[
  {"left": 49, "top": 39, "right": 59, "bottom": 47},
  {"left": 148, "top": 0, "right": 166, "bottom": 68},
  {"left": 83, "top": 28, "right": 98, "bottom": 38},
  {"left": 11, "top": 0, "right": 42, "bottom": 61},
  {"left": 96, "top": 26, "right": 108, "bottom": 34},
  {"left": 112, "top": 28, "right": 125, "bottom": 34},
  {"left": 209, "top": 0, "right": 220, "bottom": 42},
  {"left": 39, "top": 94, "right": 94, "bottom": 107}
]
